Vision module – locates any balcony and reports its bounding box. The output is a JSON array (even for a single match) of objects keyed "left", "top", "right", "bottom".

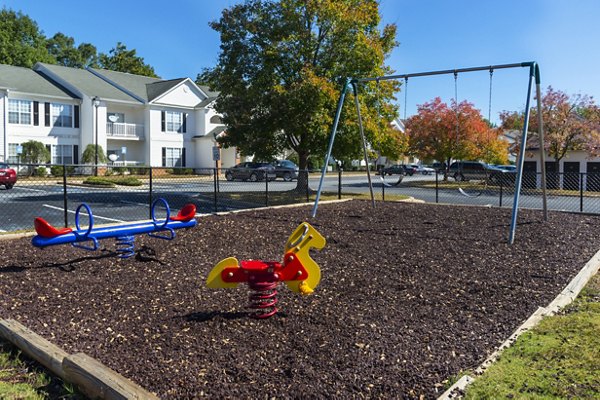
[{"left": 106, "top": 122, "right": 144, "bottom": 140}]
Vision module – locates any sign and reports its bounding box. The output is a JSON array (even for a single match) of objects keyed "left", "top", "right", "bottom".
[
  {"left": 16, "top": 145, "right": 23, "bottom": 155},
  {"left": 121, "top": 146, "right": 127, "bottom": 155},
  {"left": 212, "top": 146, "right": 220, "bottom": 161}
]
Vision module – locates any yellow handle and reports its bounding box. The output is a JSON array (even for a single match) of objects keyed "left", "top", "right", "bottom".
[{"left": 284, "top": 223, "right": 326, "bottom": 294}]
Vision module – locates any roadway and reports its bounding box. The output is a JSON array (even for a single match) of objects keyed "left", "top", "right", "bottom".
[{"left": 1, "top": 172, "right": 597, "bottom": 233}]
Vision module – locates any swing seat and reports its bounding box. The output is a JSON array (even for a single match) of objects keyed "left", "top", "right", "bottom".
[
  {"left": 34, "top": 218, "right": 73, "bottom": 238},
  {"left": 169, "top": 204, "right": 196, "bottom": 222}
]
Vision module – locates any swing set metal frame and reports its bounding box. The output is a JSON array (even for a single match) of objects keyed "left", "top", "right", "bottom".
[{"left": 311, "top": 61, "right": 548, "bottom": 244}]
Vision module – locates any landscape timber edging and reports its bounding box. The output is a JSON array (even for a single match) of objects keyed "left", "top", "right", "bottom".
[
  {"left": 437, "top": 246, "right": 600, "bottom": 400},
  {"left": 0, "top": 319, "right": 160, "bottom": 400}
]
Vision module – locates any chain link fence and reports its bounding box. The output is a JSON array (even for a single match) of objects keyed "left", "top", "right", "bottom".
[{"left": 2, "top": 163, "right": 600, "bottom": 233}]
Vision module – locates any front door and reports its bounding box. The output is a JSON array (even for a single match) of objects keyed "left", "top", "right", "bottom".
[
  {"left": 545, "top": 162, "right": 559, "bottom": 190},
  {"left": 563, "top": 162, "right": 580, "bottom": 191},
  {"left": 523, "top": 161, "right": 537, "bottom": 189},
  {"left": 587, "top": 162, "right": 600, "bottom": 192}
]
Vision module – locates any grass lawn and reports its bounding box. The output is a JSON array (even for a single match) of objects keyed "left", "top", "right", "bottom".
[{"left": 464, "top": 273, "right": 600, "bottom": 399}]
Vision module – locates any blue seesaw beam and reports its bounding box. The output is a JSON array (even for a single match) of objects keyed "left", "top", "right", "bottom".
[{"left": 31, "top": 199, "right": 197, "bottom": 251}]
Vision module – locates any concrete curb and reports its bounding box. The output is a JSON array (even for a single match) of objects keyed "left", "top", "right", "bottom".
[{"left": 438, "top": 246, "right": 600, "bottom": 399}]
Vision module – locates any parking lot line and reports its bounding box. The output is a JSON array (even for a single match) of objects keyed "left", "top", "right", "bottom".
[{"left": 42, "top": 204, "right": 125, "bottom": 223}]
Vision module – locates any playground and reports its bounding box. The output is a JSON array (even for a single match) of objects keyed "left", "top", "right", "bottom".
[{"left": 0, "top": 200, "right": 598, "bottom": 398}]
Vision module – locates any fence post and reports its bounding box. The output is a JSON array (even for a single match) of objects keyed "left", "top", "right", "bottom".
[
  {"left": 305, "top": 169, "right": 310, "bottom": 203},
  {"left": 148, "top": 167, "right": 153, "bottom": 219},
  {"left": 265, "top": 173, "right": 269, "bottom": 207},
  {"left": 580, "top": 173, "right": 584, "bottom": 212},
  {"left": 435, "top": 171, "right": 439, "bottom": 203},
  {"left": 62, "top": 164, "right": 68, "bottom": 227},
  {"left": 213, "top": 168, "right": 218, "bottom": 213},
  {"left": 499, "top": 176, "right": 503, "bottom": 207},
  {"left": 338, "top": 168, "right": 342, "bottom": 200}
]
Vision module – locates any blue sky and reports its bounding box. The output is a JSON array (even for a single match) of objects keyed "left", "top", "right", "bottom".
[{"left": 2, "top": 0, "right": 599, "bottom": 124}]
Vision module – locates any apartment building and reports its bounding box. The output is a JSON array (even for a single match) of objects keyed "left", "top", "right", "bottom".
[{"left": 0, "top": 63, "right": 236, "bottom": 169}]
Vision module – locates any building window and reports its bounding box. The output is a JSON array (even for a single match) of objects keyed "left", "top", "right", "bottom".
[
  {"left": 162, "top": 147, "right": 185, "bottom": 167},
  {"left": 51, "top": 103, "right": 73, "bottom": 127},
  {"left": 51, "top": 145, "right": 74, "bottom": 164},
  {"left": 165, "top": 111, "right": 183, "bottom": 133},
  {"left": 7, "top": 144, "right": 20, "bottom": 164},
  {"left": 8, "top": 99, "right": 31, "bottom": 125}
]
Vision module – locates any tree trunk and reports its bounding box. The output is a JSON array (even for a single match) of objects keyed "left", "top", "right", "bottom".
[{"left": 295, "top": 151, "right": 311, "bottom": 193}]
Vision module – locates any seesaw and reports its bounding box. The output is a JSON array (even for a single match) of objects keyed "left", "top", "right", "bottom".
[
  {"left": 206, "top": 222, "right": 326, "bottom": 318},
  {"left": 32, "top": 198, "right": 197, "bottom": 258}
]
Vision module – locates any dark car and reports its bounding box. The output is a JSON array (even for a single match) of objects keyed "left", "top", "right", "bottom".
[
  {"left": 0, "top": 163, "right": 17, "bottom": 189},
  {"left": 378, "top": 165, "right": 408, "bottom": 176},
  {"left": 273, "top": 160, "right": 299, "bottom": 181},
  {"left": 449, "top": 161, "right": 507, "bottom": 183},
  {"left": 224, "top": 162, "right": 276, "bottom": 182}
]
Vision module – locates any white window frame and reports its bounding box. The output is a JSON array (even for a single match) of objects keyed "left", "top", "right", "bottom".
[
  {"left": 7, "top": 143, "right": 20, "bottom": 164},
  {"left": 8, "top": 99, "right": 32, "bottom": 125},
  {"left": 165, "top": 111, "right": 183, "bottom": 133},
  {"left": 52, "top": 144, "right": 74, "bottom": 165},
  {"left": 51, "top": 103, "right": 73, "bottom": 127},
  {"left": 163, "top": 147, "right": 183, "bottom": 167}
]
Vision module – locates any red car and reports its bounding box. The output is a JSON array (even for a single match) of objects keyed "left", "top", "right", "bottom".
[{"left": 0, "top": 163, "right": 17, "bottom": 189}]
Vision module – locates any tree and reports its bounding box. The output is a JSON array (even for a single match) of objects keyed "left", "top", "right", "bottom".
[
  {"left": 98, "top": 42, "right": 158, "bottom": 77},
  {"left": 406, "top": 97, "right": 508, "bottom": 179},
  {"left": 199, "top": 0, "right": 398, "bottom": 188},
  {"left": 500, "top": 86, "right": 600, "bottom": 168},
  {"left": 46, "top": 32, "right": 98, "bottom": 68},
  {"left": 82, "top": 144, "right": 108, "bottom": 164},
  {"left": 0, "top": 8, "right": 54, "bottom": 67},
  {"left": 21, "top": 140, "right": 50, "bottom": 164}
]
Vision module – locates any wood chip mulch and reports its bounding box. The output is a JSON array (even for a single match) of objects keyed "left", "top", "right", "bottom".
[{"left": 0, "top": 200, "right": 598, "bottom": 399}]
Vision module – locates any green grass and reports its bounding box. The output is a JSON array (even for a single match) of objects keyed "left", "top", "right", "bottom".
[
  {"left": 0, "top": 339, "right": 83, "bottom": 399},
  {"left": 464, "top": 274, "right": 600, "bottom": 399}
]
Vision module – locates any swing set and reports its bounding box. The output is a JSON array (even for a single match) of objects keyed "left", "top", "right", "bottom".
[{"left": 312, "top": 61, "right": 548, "bottom": 244}]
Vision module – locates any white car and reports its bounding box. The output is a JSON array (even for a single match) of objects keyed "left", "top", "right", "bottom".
[{"left": 411, "top": 164, "right": 435, "bottom": 175}]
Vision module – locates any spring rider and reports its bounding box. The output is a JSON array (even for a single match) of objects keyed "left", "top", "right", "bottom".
[{"left": 206, "top": 222, "right": 326, "bottom": 318}]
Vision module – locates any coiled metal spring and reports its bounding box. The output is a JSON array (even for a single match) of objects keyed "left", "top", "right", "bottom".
[
  {"left": 115, "top": 235, "right": 135, "bottom": 258},
  {"left": 247, "top": 280, "right": 279, "bottom": 319}
]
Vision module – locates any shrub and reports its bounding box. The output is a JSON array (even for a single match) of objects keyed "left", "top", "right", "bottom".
[
  {"left": 111, "top": 177, "right": 142, "bottom": 186},
  {"left": 50, "top": 166, "right": 76, "bottom": 176},
  {"left": 35, "top": 166, "right": 48, "bottom": 177},
  {"left": 83, "top": 177, "right": 115, "bottom": 187},
  {"left": 171, "top": 168, "right": 194, "bottom": 175}
]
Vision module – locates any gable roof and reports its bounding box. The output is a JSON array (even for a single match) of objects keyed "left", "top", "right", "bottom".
[
  {"left": 34, "top": 63, "right": 142, "bottom": 103},
  {"left": 146, "top": 79, "right": 187, "bottom": 102},
  {"left": 0, "top": 64, "right": 78, "bottom": 99}
]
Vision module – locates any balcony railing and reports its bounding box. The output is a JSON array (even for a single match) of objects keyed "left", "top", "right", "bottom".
[{"left": 106, "top": 122, "right": 144, "bottom": 139}]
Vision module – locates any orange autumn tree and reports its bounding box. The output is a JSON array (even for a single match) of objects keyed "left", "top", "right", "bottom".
[{"left": 406, "top": 97, "right": 508, "bottom": 179}]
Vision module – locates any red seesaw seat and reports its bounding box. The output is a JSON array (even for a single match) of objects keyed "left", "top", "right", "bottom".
[
  {"left": 34, "top": 218, "right": 73, "bottom": 238},
  {"left": 169, "top": 204, "right": 196, "bottom": 222}
]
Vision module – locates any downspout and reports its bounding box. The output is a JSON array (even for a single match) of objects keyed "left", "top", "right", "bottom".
[{"left": 2, "top": 90, "right": 8, "bottom": 162}]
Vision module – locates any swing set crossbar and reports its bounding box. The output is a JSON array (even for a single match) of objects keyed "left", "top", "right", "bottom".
[
  {"left": 353, "top": 61, "right": 538, "bottom": 83},
  {"left": 311, "top": 61, "right": 548, "bottom": 245}
]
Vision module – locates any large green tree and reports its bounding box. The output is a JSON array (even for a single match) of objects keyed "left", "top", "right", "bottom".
[
  {"left": 46, "top": 32, "right": 98, "bottom": 68},
  {"left": 98, "top": 42, "right": 158, "bottom": 77},
  {"left": 0, "top": 8, "right": 54, "bottom": 67},
  {"left": 200, "top": 0, "right": 398, "bottom": 183}
]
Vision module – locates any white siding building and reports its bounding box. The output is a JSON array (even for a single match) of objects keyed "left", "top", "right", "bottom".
[{"left": 0, "top": 63, "right": 236, "bottom": 169}]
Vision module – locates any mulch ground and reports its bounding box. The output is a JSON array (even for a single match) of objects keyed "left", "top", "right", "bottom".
[{"left": 0, "top": 200, "right": 599, "bottom": 399}]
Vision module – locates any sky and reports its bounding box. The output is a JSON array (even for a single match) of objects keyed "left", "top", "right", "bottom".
[{"left": 2, "top": 0, "right": 600, "bottom": 125}]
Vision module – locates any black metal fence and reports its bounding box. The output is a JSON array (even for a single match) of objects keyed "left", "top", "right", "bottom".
[{"left": 2, "top": 163, "right": 600, "bottom": 234}]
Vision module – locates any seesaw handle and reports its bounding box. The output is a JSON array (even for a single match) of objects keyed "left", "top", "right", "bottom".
[
  {"left": 74, "top": 203, "right": 94, "bottom": 238},
  {"left": 151, "top": 198, "right": 170, "bottom": 229}
]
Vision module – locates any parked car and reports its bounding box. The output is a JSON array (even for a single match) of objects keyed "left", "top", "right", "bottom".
[
  {"left": 273, "top": 160, "right": 299, "bottom": 181},
  {"left": 0, "top": 163, "right": 17, "bottom": 189},
  {"left": 449, "top": 161, "right": 507, "bottom": 183},
  {"left": 432, "top": 162, "right": 448, "bottom": 174},
  {"left": 377, "top": 165, "right": 407, "bottom": 176},
  {"left": 401, "top": 164, "right": 417, "bottom": 176},
  {"left": 493, "top": 164, "right": 517, "bottom": 172},
  {"left": 411, "top": 164, "right": 436, "bottom": 175},
  {"left": 224, "top": 162, "right": 276, "bottom": 182}
]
